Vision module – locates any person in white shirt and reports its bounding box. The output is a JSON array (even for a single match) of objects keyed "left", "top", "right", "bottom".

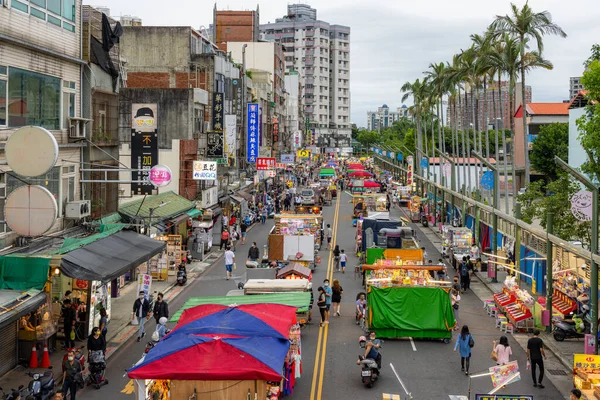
[
  {"left": 224, "top": 246, "right": 235, "bottom": 280},
  {"left": 339, "top": 249, "right": 348, "bottom": 274}
]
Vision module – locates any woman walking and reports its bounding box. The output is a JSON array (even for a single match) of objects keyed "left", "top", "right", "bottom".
[
  {"left": 333, "top": 245, "right": 341, "bottom": 272},
  {"left": 492, "top": 336, "right": 512, "bottom": 365},
  {"left": 454, "top": 325, "right": 474, "bottom": 375},
  {"left": 331, "top": 279, "right": 343, "bottom": 316},
  {"left": 317, "top": 286, "right": 327, "bottom": 327},
  {"left": 450, "top": 288, "right": 460, "bottom": 331}
]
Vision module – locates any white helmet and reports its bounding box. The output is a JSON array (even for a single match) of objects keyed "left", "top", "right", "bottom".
[{"left": 159, "top": 317, "right": 168, "bottom": 325}]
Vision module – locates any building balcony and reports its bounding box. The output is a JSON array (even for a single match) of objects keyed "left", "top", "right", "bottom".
[
  {"left": 306, "top": 49, "right": 314, "bottom": 56},
  {"left": 306, "top": 77, "right": 314, "bottom": 85},
  {"left": 306, "top": 39, "right": 315, "bottom": 47},
  {"left": 306, "top": 30, "right": 315, "bottom": 37},
  {"left": 305, "top": 87, "right": 314, "bottom": 94},
  {"left": 305, "top": 57, "right": 314, "bottom": 66},
  {"left": 305, "top": 97, "right": 314, "bottom": 105},
  {"left": 305, "top": 106, "right": 314, "bottom": 113}
]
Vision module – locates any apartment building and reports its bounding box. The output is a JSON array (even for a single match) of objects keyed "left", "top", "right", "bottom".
[
  {"left": 367, "top": 104, "right": 410, "bottom": 131},
  {"left": 570, "top": 77, "right": 584, "bottom": 101},
  {"left": 260, "top": 4, "right": 351, "bottom": 134},
  {"left": 0, "top": 0, "right": 87, "bottom": 243}
]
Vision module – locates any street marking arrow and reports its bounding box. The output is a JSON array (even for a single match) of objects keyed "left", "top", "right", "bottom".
[{"left": 121, "top": 379, "right": 135, "bottom": 395}]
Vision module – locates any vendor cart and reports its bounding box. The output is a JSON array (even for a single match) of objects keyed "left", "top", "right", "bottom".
[
  {"left": 446, "top": 228, "right": 473, "bottom": 269},
  {"left": 321, "top": 187, "right": 332, "bottom": 206},
  {"left": 408, "top": 196, "right": 422, "bottom": 222}
]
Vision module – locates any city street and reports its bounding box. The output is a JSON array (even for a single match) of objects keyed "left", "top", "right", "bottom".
[{"left": 82, "top": 191, "right": 566, "bottom": 399}]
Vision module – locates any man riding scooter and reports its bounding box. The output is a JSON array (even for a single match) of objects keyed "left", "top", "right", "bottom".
[{"left": 357, "top": 331, "right": 382, "bottom": 369}]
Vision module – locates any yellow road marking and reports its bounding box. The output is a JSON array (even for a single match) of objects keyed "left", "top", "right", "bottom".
[{"left": 121, "top": 379, "right": 135, "bottom": 394}]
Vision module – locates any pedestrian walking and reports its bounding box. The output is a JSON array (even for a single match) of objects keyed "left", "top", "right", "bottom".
[
  {"left": 317, "top": 286, "right": 327, "bottom": 327},
  {"left": 62, "top": 349, "right": 82, "bottom": 400},
  {"left": 248, "top": 242, "right": 260, "bottom": 262},
  {"left": 240, "top": 221, "right": 248, "bottom": 244},
  {"left": 450, "top": 288, "right": 460, "bottom": 330},
  {"left": 527, "top": 329, "right": 547, "bottom": 388},
  {"left": 339, "top": 249, "right": 348, "bottom": 274},
  {"left": 492, "top": 336, "right": 512, "bottom": 365},
  {"left": 224, "top": 246, "right": 235, "bottom": 280},
  {"left": 261, "top": 206, "right": 267, "bottom": 224},
  {"left": 460, "top": 256, "right": 470, "bottom": 293},
  {"left": 231, "top": 228, "right": 239, "bottom": 251},
  {"left": 326, "top": 224, "right": 332, "bottom": 250},
  {"left": 331, "top": 279, "right": 343, "bottom": 316},
  {"left": 571, "top": 389, "right": 582, "bottom": 399},
  {"left": 153, "top": 292, "right": 169, "bottom": 325},
  {"left": 220, "top": 229, "right": 230, "bottom": 250},
  {"left": 333, "top": 245, "right": 341, "bottom": 271},
  {"left": 99, "top": 308, "right": 108, "bottom": 338},
  {"left": 323, "top": 279, "right": 332, "bottom": 322},
  {"left": 132, "top": 291, "right": 151, "bottom": 342},
  {"left": 454, "top": 325, "right": 474, "bottom": 375},
  {"left": 62, "top": 299, "right": 76, "bottom": 349}
]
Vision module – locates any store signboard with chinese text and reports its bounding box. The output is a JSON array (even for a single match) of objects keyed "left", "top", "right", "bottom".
[
  {"left": 272, "top": 116, "right": 279, "bottom": 143},
  {"left": 192, "top": 161, "right": 217, "bottom": 180},
  {"left": 407, "top": 155, "right": 414, "bottom": 185},
  {"left": 207, "top": 131, "right": 224, "bottom": 157},
  {"left": 256, "top": 158, "right": 276, "bottom": 170},
  {"left": 199, "top": 186, "right": 218, "bottom": 208},
  {"left": 232, "top": 79, "right": 242, "bottom": 124},
  {"left": 475, "top": 396, "right": 532, "bottom": 400},
  {"left": 131, "top": 103, "right": 158, "bottom": 195},
  {"left": 247, "top": 103, "right": 259, "bottom": 163},
  {"left": 293, "top": 131, "right": 302, "bottom": 148},
  {"left": 574, "top": 354, "right": 600, "bottom": 370},
  {"left": 137, "top": 274, "right": 152, "bottom": 301},
  {"left": 341, "top": 147, "right": 353, "bottom": 153},
  {"left": 148, "top": 164, "right": 172, "bottom": 187},
  {"left": 224, "top": 114, "right": 236, "bottom": 161},
  {"left": 212, "top": 92, "right": 224, "bottom": 131},
  {"left": 280, "top": 154, "right": 294, "bottom": 164}
]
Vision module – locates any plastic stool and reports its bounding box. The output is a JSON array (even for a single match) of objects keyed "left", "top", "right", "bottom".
[
  {"left": 500, "top": 321, "right": 508, "bottom": 332},
  {"left": 496, "top": 316, "right": 506, "bottom": 329},
  {"left": 484, "top": 300, "right": 494, "bottom": 309},
  {"left": 505, "top": 324, "right": 515, "bottom": 334},
  {"left": 488, "top": 307, "right": 498, "bottom": 318}
]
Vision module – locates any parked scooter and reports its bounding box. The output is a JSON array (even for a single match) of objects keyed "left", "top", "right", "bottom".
[
  {"left": 420, "top": 212, "right": 429, "bottom": 227},
  {"left": 176, "top": 263, "right": 187, "bottom": 286},
  {"left": 0, "top": 386, "right": 27, "bottom": 400},
  {"left": 25, "top": 368, "right": 55, "bottom": 400},
  {"left": 357, "top": 336, "right": 383, "bottom": 388},
  {"left": 553, "top": 313, "right": 591, "bottom": 341}
]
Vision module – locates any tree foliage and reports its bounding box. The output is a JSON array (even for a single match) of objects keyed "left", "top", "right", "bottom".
[
  {"left": 577, "top": 59, "right": 600, "bottom": 183},
  {"left": 529, "top": 122, "right": 569, "bottom": 181}
]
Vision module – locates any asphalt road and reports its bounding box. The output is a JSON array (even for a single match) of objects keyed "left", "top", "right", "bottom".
[{"left": 82, "top": 190, "right": 565, "bottom": 399}]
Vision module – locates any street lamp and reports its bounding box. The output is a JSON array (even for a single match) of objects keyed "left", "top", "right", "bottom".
[
  {"left": 472, "top": 150, "right": 498, "bottom": 281},
  {"left": 147, "top": 201, "right": 171, "bottom": 237},
  {"left": 555, "top": 155, "right": 599, "bottom": 354}
]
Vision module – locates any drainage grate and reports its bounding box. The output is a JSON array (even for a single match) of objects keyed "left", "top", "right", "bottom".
[{"left": 547, "top": 369, "right": 568, "bottom": 376}]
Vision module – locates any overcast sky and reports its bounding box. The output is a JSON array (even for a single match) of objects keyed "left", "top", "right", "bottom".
[{"left": 88, "top": 0, "right": 599, "bottom": 128}]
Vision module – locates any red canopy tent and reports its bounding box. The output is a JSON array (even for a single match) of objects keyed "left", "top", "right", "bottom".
[
  {"left": 362, "top": 180, "right": 381, "bottom": 188},
  {"left": 347, "top": 163, "right": 364, "bottom": 170},
  {"left": 348, "top": 170, "right": 373, "bottom": 178}
]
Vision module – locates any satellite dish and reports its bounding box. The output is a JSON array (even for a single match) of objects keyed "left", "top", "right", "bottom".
[
  {"left": 4, "top": 185, "right": 58, "bottom": 237},
  {"left": 5, "top": 126, "right": 59, "bottom": 177}
]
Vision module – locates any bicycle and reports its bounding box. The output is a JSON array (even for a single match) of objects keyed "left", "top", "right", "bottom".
[{"left": 357, "top": 310, "right": 368, "bottom": 331}]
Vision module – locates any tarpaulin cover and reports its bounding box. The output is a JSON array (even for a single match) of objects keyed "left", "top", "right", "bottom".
[
  {"left": 0, "top": 256, "right": 50, "bottom": 290},
  {"left": 368, "top": 287, "right": 455, "bottom": 339},
  {"left": 60, "top": 230, "right": 166, "bottom": 282},
  {"left": 349, "top": 171, "right": 373, "bottom": 177},
  {"left": 361, "top": 219, "right": 404, "bottom": 251},
  {"left": 128, "top": 304, "right": 297, "bottom": 381},
  {"left": 347, "top": 164, "right": 364, "bottom": 169}
]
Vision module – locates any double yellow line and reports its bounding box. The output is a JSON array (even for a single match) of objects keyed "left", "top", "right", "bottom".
[{"left": 310, "top": 194, "right": 341, "bottom": 400}]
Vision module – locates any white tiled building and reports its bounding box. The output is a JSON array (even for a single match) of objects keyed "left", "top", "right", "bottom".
[{"left": 367, "top": 104, "right": 410, "bottom": 131}]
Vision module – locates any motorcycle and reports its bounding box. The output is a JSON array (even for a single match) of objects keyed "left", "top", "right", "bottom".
[
  {"left": 553, "top": 313, "right": 591, "bottom": 341},
  {"left": 25, "top": 368, "right": 55, "bottom": 400},
  {"left": 420, "top": 212, "right": 429, "bottom": 227},
  {"left": 186, "top": 250, "right": 192, "bottom": 264},
  {"left": 0, "top": 386, "right": 27, "bottom": 400},
  {"left": 176, "top": 263, "right": 187, "bottom": 286},
  {"left": 358, "top": 336, "right": 383, "bottom": 388}
]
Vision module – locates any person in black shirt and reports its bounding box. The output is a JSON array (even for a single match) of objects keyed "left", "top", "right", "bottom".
[
  {"left": 240, "top": 221, "right": 248, "bottom": 244},
  {"left": 153, "top": 293, "right": 169, "bottom": 325},
  {"left": 248, "top": 242, "right": 260, "bottom": 261},
  {"left": 526, "top": 329, "right": 547, "bottom": 388},
  {"left": 62, "top": 349, "right": 82, "bottom": 400},
  {"left": 62, "top": 299, "right": 76, "bottom": 349},
  {"left": 87, "top": 327, "right": 106, "bottom": 353}
]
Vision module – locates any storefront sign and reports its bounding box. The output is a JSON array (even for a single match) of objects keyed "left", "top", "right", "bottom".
[
  {"left": 216, "top": 158, "right": 229, "bottom": 165},
  {"left": 272, "top": 116, "right": 279, "bottom": 143},
  {"left": 489, "top": 361, "right": 520, "bottom": 388},
  {"left": 475, "top": 396, "right": 532, "bottom": 400},
  {"left": 297, "top": 149, "right": 311, "bottom": 158},
  {"left": 207, "top": 131, "right": 224, "bottom": 157},
  {"left": 131, "top": 103, "right": 158, "bottom": 195},
  {"left": 341, "top": 147, "right": 353, "bottom": 153},
  {"left": 275, "top": 163, "right": 286, "bottom": 169},
  {"left": 256, "top": 158, "right": 276, "bottom": 170},
  {"left": 571, "top": 189, "right": 593, "bottom": 222},
  {"left": 193, "top": 161, "right": 217, "bottom": 180},
  {"left": 281, "top": 154, "right": 294, "bottom": 164},
  {"left": 137, "top": 274, "right": 152, "bottom": 301},
  {"left": 407, "top": 155, "right": 414, "bottom": 185},
  {"left": 293, "top": 131, "right": 302, "bottom": 148},
  {"left": 247, "top": 103, "right": 259, "bottom": 163},
  {"left": 148, "top": 164, "right": 172, "bottom": 187},
  {"left": 224, "top": 114, "right": 237, "bottom": 160},
  {"left": 199, "top": 186, "right": 218, "bottom": 208},
  {"left": 574, "top": 354, "right": 600, "bottom": 370},
  {"left": 232, "top": 79, "right": 242, "bottom": 124},
  {"left": 212, "top": 92, "right": 224, "bottom": 131}
]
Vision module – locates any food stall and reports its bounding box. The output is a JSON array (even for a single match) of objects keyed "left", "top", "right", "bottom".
[
  {"left": 350, "top": 194, "right": 387, "bottom": 219},
  {"left": 446, "top": 228, "right": 473, "bottom": 270},
  {"left": 492, "top": 276, "right": 534, "bottom": 331},
  {"left": 396, "top": 185, "right": 412, "bottom": 205},
  {"left": 363, "top": 260, "right": 454, "bottom": 341},
  {"left": 319, "top": 168, "right": 336, "bottom": 178},
  {"left": 276, "top": 263, "right": 312, "bottom": 281},
  {"left": 269, "top": 214, "right": 323, "bottom": 268},
  {"left": 408, "top": 196, "right": 422, "bottom": 222},
  {"left": 573, "top": 354, "right": 600, "bottom": 400},
  {"left": 129, "top": 304, "right": 302, "bottom": 399}
]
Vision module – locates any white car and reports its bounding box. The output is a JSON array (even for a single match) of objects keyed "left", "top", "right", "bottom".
[{"left": 301, "top": 189, "right": 316, "bottom": 205}]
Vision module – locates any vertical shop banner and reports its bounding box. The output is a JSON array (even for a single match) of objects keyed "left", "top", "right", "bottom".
[
  {"left": 224, "top": 115, "right": 237, "bottom": 161},
  {"left": 131, "top": 104, "right": 158, "bottom": 195},
  {"left": 272, "top": 116, "right": 279, "bottom": 143},
  {"left": 406, "top": 155, "right": 414, "bottom": 185},
  {"left": 293, "top": 131, "right": 302, "bottom": 148},
  {"left": 258, "top": 105, "right": 263, "bottom": 146},
  {"left": 137, "top": 273, "right": 152, "bottom": 301},
  {"left": 247, "top": 103, "right": 259, "bottom": 163},
  {"left": 232, "top": 79, "right": 242, "bottom": 124},
  {"left": 212, "top": 92, "right": 224, "bottom": 131},
  {"left": 207, "top": 131, "right": 224, "bottom": 157}
]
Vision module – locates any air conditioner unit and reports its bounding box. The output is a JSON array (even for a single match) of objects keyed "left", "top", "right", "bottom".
[
  {"left": 65, "top": 200, "right": 91, "bottom": 219},
  {"left": 69, "top": 123, "right": 85, "bottom": 139}
]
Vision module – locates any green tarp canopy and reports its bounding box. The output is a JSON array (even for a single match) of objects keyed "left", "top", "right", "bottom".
[
  {"left": 365, "top": 248, "right": 385, "bottom": 264},
  {"left": 319, "top": 168, "right": 335, "bottom": 176},
  {"left": 0, "top": 255, "right": 50, "bottom": 291},
  {"left": 186, "top": 209, "right": 202, "bottom": 218},
  {"left": 368, "top": 286, "right": 455, "bottom": 339},
  {"left": 170, "top": 292, "right": 311, "bottom": 322}
]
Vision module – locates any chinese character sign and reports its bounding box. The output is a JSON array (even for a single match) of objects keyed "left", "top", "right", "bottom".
[
  {"left": 571, "top": 189, "right": 593, "bottom": 222},
  {"left": 232, "top": 79, "right": 242, "bottom": 124},
  {"left": 406, "top": 155, "right": 414, "bottom": 185},
  {"left": 212, "top": 92, "right": 224, "bottom": 131},
  {"left": 247, "top": 103, "right": 259, "bottom": 163},
  {"left": 207, "top": 131, "right": 224, "bottom": 157},
  {"left": 224, "top": 115, "right": 236, "bottom": 159},
  {"left": 475, "top": 396, "right": 532, "bottom": 400},
  {"left": 293, "top": 131, "right": 302, "bottom": 148},
  {"left": 256, "top": 158, "right": 276, "bottom": 170},
  {"left": 281, "top": 154, "right": 294, "bottom": 164},
  {"left": 148, "top": 164, "right": 172, "bottom": 187},
  {"left": 489, "top": 360, "right": 520, "bottom": 388},
  {"left": 193, "top": 161, "right": 217, "bottom": 180},
  {"left": 131, "top": 103, "right": 158, "bottom": 195},
  {"left": 137, "top": 274, "right": 152, "bottom": 301}
]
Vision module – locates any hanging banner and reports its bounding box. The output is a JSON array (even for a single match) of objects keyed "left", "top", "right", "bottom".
[
  {"left": 281, "top": 154, "right": 294, "bottom": 164},
  {"left": 137, "top": 273, "right": 152, "bottom": 301},
  {"left": 420, "top": 157, "right": 429, "bottom": 169},
  {"left": 480, "top": 171, "right": 494, "bottom": 190},
  {"left": 212, "top": 92, "right": 224, "bottom": 131},
  {"left": 247, "top": 103, "right": 259, "bottom": 163},
  {"left": 570, "top": 189, "right": 593, "bottom": 222},
  {"left": 232, "top": 79, "right": 242, "bottom": 124},
  {"left": 193, "top": 161, "right": 217, "bottom": 180},
  {"left": 207, "top": 131, "right": 224, "bottom": 157},
  {"left": 256, "top": 158, "right": 276, "bottom": 170},
  {"left": 224, "top": 114, "right": 236, "bottom": 159},
  {"left": 406, "top": 155, "right": 414, "bottom": 185},
  {"left": 293, "top": 131, "right": 302, "bottom": 148},
  {"left": 397, "top": 153, "right": 403, "bottom": 162},
  {"left": 272, "top": 116, "right": 279, "bottom": 143},
  {"left": 443, "top": 162, "right": 452, "bottom": 177},
  {"left": 131, "top": 103, "right": 158, "bottom": 195}
]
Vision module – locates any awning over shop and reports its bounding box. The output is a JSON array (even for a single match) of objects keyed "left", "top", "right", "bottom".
[
  {"left": 0, "top": 290, "right": 47, "bottom": 329},
  {"left": 118, "top": 191, "right": 195, "bottom": 223},
  {"left": 230, "top": 195, "right": 246, "bottom": 203},
  {"left": 186, "top": 209, "right": 202, "bottom": 219},
  {"left": 0, "top": 255, "right": 50, "bottom": 290},
  {"left": 237, "top": 191, "right": 253, "bottom": 201},
  {"left": 60, "top": 230, "right": 166, "bottom": 282}
]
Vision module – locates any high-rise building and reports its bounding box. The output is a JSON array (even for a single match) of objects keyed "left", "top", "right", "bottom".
[
  {"left": 212, "top": 6, "right": 260, "bottom": 52},
  {"left": 570, "top": 76, "right": 584, "bottom": 100},
  {"left": 260, "top": 4, "right": 351, "bottom": 133},
  {"left": 367, "top": 104, "right": 410, "bottom": 131}
]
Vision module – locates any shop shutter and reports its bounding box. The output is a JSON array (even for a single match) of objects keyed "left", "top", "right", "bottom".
[{"left": 0, "top": 322, "right": 18, "bottom": 376}]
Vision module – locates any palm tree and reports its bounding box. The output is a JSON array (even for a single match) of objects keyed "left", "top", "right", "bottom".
[
  {"left": 491, "top": 2, "right": 567, "bottom": 186},
  {"left": 401, "top": 79, "right": 427, "bottom": 175},
  {"left": 425, "top": 61, "right": 451, "bottom": 187}
]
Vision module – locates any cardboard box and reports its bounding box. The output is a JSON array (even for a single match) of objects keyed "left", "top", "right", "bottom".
[{"left": 382, "top": 394, "right": 401, "bottom": 400}]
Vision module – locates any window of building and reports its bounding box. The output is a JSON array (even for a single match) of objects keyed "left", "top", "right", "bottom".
[
  {"left": 63, "top": 80, "right": 76, "bottom": 129},
  {"left": 0, "top": 72, "right": 5, "bottom": 126},
  {"left": 62, "top": 175, "right": 75, "bottom": 204},
  {"left": 12, "top": 0, "right": 76, "bottom": 32},
  {"left": 0, "top": 172, "right": 10, "bottom": 235},
  {"left": 8, "top": 67, "right": 61, "bottom": 130}
]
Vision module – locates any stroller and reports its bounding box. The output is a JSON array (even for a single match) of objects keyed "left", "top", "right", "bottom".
[{"left": 87, "top": 350, "right": 109, "bottom": 389}]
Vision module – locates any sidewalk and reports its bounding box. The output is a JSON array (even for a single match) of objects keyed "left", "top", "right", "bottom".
[{"left": 0, "top": 250, "right": 224, "bottom": 392}]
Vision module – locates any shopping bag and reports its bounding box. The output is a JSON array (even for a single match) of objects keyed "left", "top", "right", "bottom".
[
  {"left": 233, "top": 262, "right": 237, "bottom": 270},
  {"left": 490, "top": 350, "right": 498, "bottom": 362},
  {"left": 131, "top": 316, "right": 139, "bottom": 326},
  {"left": 70, "top": 330, "right": 75, "bottom": 341}
]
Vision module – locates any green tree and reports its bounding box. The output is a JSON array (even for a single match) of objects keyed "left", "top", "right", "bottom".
[
  {"left": 584, "top": 44, "right": 600, "bottom": 68},
  {"left": 356, "top": 130, "right": 380, "bottom": 147},
  {"left": 577, "top": 60, "right": 600, "bottom": 182},
  {"left": 403, "top": 129, "right": 416, "bottom": 155},
  {"left": 529, "top": 122, "right": 569, "bottom": 181}
]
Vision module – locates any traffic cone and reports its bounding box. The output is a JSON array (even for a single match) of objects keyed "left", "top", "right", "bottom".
[
  {"left": 40, "top": 345, "right": 51, "bottom": 368},
  {"left": 29, "top": 345, "right": 38, "bottom": 368}
]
